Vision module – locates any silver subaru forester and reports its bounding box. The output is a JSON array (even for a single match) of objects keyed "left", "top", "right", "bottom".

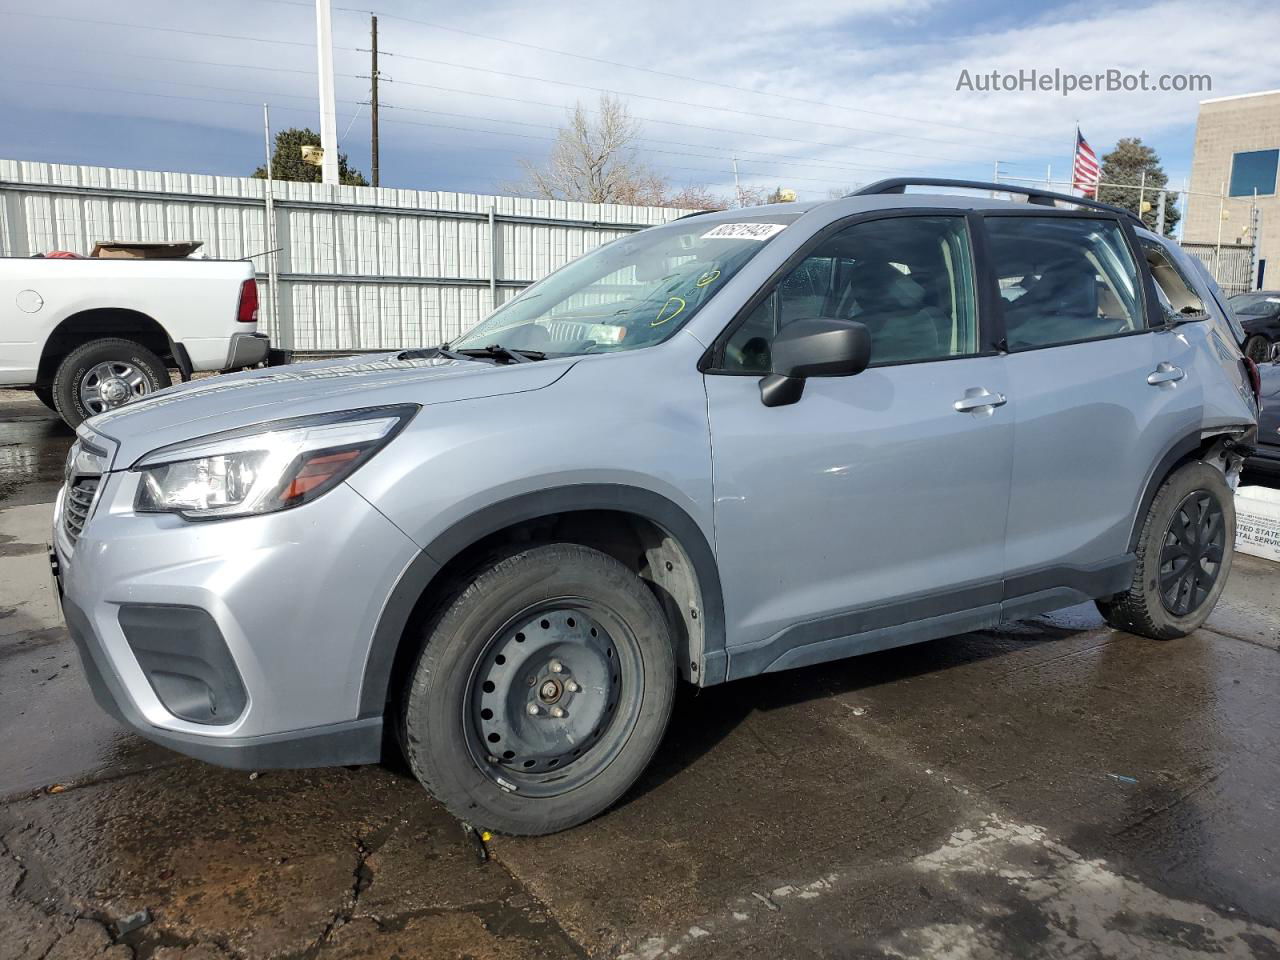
[{"left": 52, "top": 180, "right": 1260, "bottom": 835}]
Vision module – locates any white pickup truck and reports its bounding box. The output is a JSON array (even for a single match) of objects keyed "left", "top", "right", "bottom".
[{"left": 0, "top": 255, "right": 275, "bottom": 426}]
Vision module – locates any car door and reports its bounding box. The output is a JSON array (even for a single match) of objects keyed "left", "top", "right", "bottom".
[
  {"left": 703, "top": 213, "right": 1015, "bottom": 679},
  {"left": 984, "top": 213, "right": 1205, "bottom": 613}
]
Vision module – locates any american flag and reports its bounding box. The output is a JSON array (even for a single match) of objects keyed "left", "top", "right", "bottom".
[{"left": 1072, "top": 128, "right": 1100, "bottom": 197}]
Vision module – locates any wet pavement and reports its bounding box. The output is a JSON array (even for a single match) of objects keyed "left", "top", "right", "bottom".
[{"left": 2, "top": 387, "right": 1279, "bottom": 960}]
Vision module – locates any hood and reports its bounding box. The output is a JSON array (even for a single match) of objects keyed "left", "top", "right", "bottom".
[{"left": 88, "top": 352, "right": 576, "bottom": 467}]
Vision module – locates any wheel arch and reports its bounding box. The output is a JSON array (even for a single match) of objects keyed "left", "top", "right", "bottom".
[
  {"left": 358, "top": 484, "right": 728, "bottom": 724},
  {"left": 1126, "top": 426, "right": 1250, "bottom": 554},
  {"left": 38, "top": 308, "right": 173, "bottom": 385}
]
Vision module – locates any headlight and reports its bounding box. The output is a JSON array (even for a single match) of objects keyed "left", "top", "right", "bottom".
[{"left": 133, "top": 406, "right": 417, "bottom": 520}]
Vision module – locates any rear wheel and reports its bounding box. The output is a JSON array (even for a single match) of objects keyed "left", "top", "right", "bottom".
[
  {"left": 401, "top": 543, "right": 676, "bottom": 835},
  {"left": 1243, "top": 334, "right": 1271, "bottom": 364},
  {"left": 1097, "top": 461, "right": 1234, "bottom": 640},
  {"left": 52, "top": 338, "right": 168, "bottom": 427}
]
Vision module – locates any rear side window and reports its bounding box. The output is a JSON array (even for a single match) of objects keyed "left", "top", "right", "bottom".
[
  {"left": 985, "top": 217, "right": 1143, "bottom": 350},
  {"left": 1139, "top": 238, "right": 1206, "bottom": 323}
]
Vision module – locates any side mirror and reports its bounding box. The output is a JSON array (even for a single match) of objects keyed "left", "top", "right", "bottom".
[{"left": 759, "top": 318, "right": 872, "bottom": 407}]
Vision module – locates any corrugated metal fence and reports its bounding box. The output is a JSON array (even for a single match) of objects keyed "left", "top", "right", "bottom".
[
  {"left": 1180, "top": 241, "right": 1255, "bottom": 297},
  {"left": 0, "top": 159, "right": 692, "bottom": 351}
]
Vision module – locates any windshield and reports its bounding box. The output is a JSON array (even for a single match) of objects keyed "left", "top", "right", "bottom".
[{"left": 451, "top": 215, "right": 799, "bottom": 355}]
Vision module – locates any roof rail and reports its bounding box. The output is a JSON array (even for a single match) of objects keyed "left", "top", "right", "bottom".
[{"left": 848, "top": 178, "right": 1143, "bottom": 226}]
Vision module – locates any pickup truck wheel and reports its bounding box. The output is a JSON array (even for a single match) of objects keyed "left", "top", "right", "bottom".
[
  {"left": 401, "top": 543, "right": 675, "bottom": 836},
  {"left": 1097, "top": 461, "right": 1234, "bottom": 640},
  {"left": 52, "top": 338, "right": 168, "bottom": 427},
  {"left": 33, "top": 386, "right": 57, "bottom": 411}
]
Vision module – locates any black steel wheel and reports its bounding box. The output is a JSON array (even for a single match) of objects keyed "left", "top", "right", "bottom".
[
  {"left": 1157, "top": 491, "right": 1226, "bottom": 617},
  {"left": 401, "top": 543, "right": 676, "bottom": 835},
  {"left": 464, "top": 599, "right": 642, "bottom": 798},
  {"left": 1098, "top": 460, "right": 1235, "bottom": 640}
]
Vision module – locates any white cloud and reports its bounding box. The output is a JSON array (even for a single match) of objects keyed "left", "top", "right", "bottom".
[{"left": 2, "top": 0, "right": 1278, "bottom": 195}]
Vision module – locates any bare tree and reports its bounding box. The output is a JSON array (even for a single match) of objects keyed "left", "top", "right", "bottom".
[
  {"left": 736, "top": 185, "right": 799, "bottom": 206},
  {"left": 510, "top": 95, "right": 724, "bottom": 210}
]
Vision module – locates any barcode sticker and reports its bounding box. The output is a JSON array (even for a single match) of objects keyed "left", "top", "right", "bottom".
[{"left": 701, "top": 222, "right": 788, "bottom": 241}]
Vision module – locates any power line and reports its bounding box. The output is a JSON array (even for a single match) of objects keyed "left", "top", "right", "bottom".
[
  {"left": 371, "top": 75, "right": 1039, "bottom": 170},
  {"left": 0, "top": 10, "right": 357, "bottom": 51},
  {"left": 0, "top": 78, "right": 369, "bottom": 136},
  {"left": 335, "top": 5, "right": 1060, "bottom": 151},
  {"left": 374, "top": 114, "right": 905, "bottom": 185},
  {"left": 373, "top": 48, "right": 1056, "bottom": 160},
  {"left": 377, "top": 75, "right": 1028, "bottom": 169},
  {"left": 377, "top": 102, "right": 989, "bottom": 178},
  {"left": 3, "top": 62, "right": 359, "bottom": 105}
]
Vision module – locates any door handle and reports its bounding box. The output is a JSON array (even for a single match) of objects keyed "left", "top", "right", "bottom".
[
  {"left": 953, "top": 387, "right": 1007, "bottom": 414},
  {"left": 1147, "top": 362, "right": 1185, "bottom": 386}
]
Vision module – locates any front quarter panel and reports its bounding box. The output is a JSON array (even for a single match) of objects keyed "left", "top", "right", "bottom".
[{"left": 347, "top": 336, "right": 716, "bottom": 565}]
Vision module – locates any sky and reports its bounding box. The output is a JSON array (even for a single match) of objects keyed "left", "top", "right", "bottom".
[{"left": 1, "top": 0, "right": 1279, "bottom": 204}]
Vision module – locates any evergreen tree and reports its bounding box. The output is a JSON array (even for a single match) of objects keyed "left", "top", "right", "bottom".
[
  {"left": 1096, "top": 138, "right": 1178, "bottom": 235},
  {"left": 253, "top": 128, "right": 368, "bottom": 187}
]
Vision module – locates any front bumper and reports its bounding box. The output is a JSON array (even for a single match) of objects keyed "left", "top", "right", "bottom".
[{"left": 51, "top": 474, "right": 422, "bottom": 769}]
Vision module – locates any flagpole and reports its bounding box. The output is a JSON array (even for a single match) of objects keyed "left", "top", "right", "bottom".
[{"left": 1073, "top": 124, "right": 1081, "bottom": 197}]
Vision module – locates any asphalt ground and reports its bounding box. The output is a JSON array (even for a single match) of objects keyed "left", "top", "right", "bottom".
[{"left": 2, "top": 387, "right": 1278, "bottom": 960}]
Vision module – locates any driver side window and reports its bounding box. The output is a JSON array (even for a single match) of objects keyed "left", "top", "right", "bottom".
[{"left": 721, "top": 216, "right": 978, "bottom": 373}]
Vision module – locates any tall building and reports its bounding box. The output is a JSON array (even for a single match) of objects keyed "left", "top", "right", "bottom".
[{"left": 1184, "top": 90, "right": 1280, "bottom": 289}]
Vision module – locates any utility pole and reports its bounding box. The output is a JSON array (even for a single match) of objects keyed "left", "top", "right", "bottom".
[
  {"left": 262, "top": 103, "right": 281, "bottom": 337},
  {"left": 370, "top": 14, "right": 380, "bottom": 188},
  {"left": 1214, "top": 180, "right": 1226, "bottom": 280},
  {"left": 1155, "top": 190, "right": 1167, "bottom": 236},
  {"left": 314, "top": 0, "right": 339, "bottom": 185},
  {"left": 732, "top": 158, "right": 742, "bottom": 208}
]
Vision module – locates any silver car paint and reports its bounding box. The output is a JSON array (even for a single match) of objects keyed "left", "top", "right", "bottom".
[
  {"left": 52, "top": 195, "right": 1258, "bottom": 760},
  {"left": 706, "top": 355, "right": 1014, "bottom": 652}
]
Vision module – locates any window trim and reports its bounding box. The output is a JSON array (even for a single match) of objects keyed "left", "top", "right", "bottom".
[
  {"left": 976, "top": 208, "right": 1160, "bottom": 355},
  {"left": 701, "top": 209, "right": 995, "bottom": 376}
]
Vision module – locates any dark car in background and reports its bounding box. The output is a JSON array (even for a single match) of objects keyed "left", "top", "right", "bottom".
[
  {"left": 1229, "top": 292, "right": 1280, "bottom": 362},
  {"left": 1246, "top": 359, "right": 1280, "bottom": 481}
]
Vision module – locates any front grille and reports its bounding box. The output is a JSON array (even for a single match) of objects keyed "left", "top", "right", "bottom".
[{"left": 63, "top": 475, "right": 100, "bottom": 546}]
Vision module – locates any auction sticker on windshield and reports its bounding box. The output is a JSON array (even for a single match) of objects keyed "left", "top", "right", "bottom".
[{"left": 701, "top": 223, "right": 788, "bottom": 241}]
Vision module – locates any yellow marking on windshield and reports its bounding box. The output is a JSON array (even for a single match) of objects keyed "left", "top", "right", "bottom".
[
  {"left": 653, "top": 296, "right": 686, "bottom": 327},
  {"left": 695, "top": 270, "right": 721, "bottom": 287}
]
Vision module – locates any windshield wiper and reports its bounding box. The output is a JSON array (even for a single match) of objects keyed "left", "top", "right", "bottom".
[
  {"left": 454, "top": 344, "right": 546, "bottom": 364},
  {"left": 396, "top": 344, "right": 477, "bottom": 362}
]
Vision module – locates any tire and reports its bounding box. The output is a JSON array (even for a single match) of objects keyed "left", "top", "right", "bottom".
[
  {"left": 401, "top": 543, "right": 676, "bottom": 835},
  {"left": 52, "top": 338, "right": 168, "bottom": 428},
  {"left": 1097, "top": 461, "right": 1235, "bottom": 640},
  {"left": 1243, "top": 334, "right": 1271, "bottom": 364},
  {"left": 32, "top": 386, "right": 57, "bottom": 411}
]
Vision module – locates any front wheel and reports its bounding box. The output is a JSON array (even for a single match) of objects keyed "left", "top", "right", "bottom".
[
  {"left": 52, "top": 338, "right": 168, "bottom": 427},
  {"left": 401, "top": 543, "right": 676, "bottom": 835},
  {"left": 1097, "top": 461, "right": 1235, "bottom": 640}
]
